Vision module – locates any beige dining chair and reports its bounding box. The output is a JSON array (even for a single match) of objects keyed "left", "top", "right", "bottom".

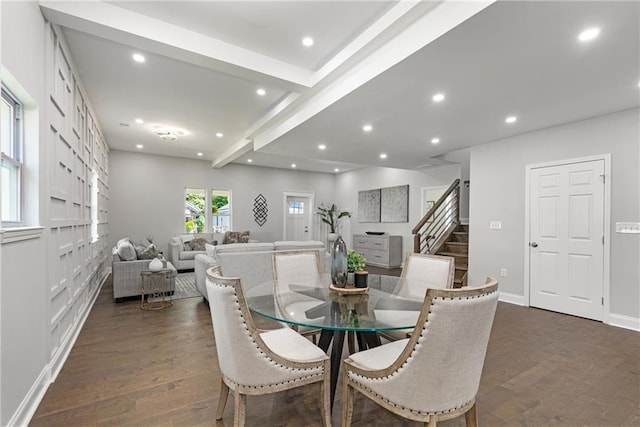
[
  {"left": 342, "top": 277, "right": 499, "bottom": 427},
  {"left": 378, "top": 253, "right": 455, "bottom": 341},
  {"left": 272, "top": 250, "right": 324, "bottom": 342},
  {"left": 206, "top": 267, "right": 332, "bottom": 427}
]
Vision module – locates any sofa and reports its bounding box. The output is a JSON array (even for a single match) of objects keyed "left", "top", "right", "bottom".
[
  {"left": 167, "top": 231, "right": 254, "bottom": 271},
  {"left": 194, "top": 240, "right": 330, "bottom": 301},
  {"left": 112, "top": 238, "right": 177, "bottom": 302}
]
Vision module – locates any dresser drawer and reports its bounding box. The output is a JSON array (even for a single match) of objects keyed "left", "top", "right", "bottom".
[
  {"left": 359, "top": 249, "right": 389, "bottom": 266},
  {"left": 353, "top": 236, "right": 388, "bottom": 250}
]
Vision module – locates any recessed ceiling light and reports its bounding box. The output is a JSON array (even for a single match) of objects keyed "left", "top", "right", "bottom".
[
  {"left": 197, "top": 152, "right": 203, "bottom": 157},
  {"left": 431, "top": 137, "right": 440, "bottom": 144},
  {"left": 578, "top": 27, "right": 601, "bottom": 42},
  {"left": 363, "top": 124, "right": 373, "bottom": 132},
  {"left": 216, "top": 132, "right": 224, "bottom": 138},
  {"left": 247, "top": 158, "right": 253, "bottom": 163},
  {"left": 256, "top": 88, "right": 266, "bottom": 96},
  {"left": 505, "top": 116, "right": 518, "bottom": 124},
  {"left": 334, "top": 168, "right": 340, "bottom": 172},
  {"left": 302, "top": 37, "right": 314, "bottom": 47},
  {"left": 291, "top": 163, "right": 297, "bottom": 168},
  {"left": 136, "top": 144, "right": 143, "bottom": 149},
  {"left": 318, "top": 144, "right": 326, "bottom": 150},
  {"left": 135, "top": 118, "right": 144, "bottom": 124},
  {"left": 380, "top": 153, "right": 387, "bottom": 159},
  {"left": 132, "top": 53, "right": 145, "bottom": 63},
  {"left": 432, "top": 93, "right": 445, "bottom": 102}
]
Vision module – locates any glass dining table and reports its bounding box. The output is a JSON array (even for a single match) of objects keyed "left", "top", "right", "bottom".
[{"left": 245, "top": 273, "right": 430, "bottom": 409}]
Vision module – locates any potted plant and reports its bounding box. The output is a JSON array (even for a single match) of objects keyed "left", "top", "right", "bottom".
[
  {"left": 347, "top": 249, "right": 368, "bottom": 288},
  {"left": 316, "top": 203, "right": 350, "bottom": 241}
]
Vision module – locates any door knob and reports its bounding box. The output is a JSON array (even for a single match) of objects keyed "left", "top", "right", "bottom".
[{"left": 530, "top": 242, "right": 538, "bottom": 248}]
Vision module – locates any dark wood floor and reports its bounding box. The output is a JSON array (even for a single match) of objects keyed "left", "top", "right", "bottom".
[{"left": 30, "top": 273, "right": 639, "bottom": 426}]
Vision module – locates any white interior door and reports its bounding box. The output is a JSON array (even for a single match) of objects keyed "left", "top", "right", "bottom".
[
  {"left": 529, "top": 159, "right": 605, "bottom": 321},
  {"left": 285, "top": 195, "right": 311, "bottom": 241}
]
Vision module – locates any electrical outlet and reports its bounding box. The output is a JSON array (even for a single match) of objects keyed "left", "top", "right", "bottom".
[
  {"left": 500, "top": 268, "right": 507, "bottom": 277},
  {"left": 490, "top": 221, "right": 502, "bottom": 230}
]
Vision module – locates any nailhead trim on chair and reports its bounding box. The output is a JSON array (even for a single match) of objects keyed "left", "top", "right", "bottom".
[
  {"left": 347, "top": 290, "right": 497, "bottom": 415},
  {"left": 212, "top": 282, "right": 324, "bottom": 379}
]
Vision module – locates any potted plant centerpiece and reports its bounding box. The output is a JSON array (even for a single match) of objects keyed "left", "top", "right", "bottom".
[
  {"left": 347, "top": 249, "right": 368, "bottom": 288},
  {"left": 316, "top": 203, "right": 350, "bottom": 242}
]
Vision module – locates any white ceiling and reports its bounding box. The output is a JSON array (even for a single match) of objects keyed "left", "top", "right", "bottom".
[{"left": 40, "top": 0, "right": 640, "bottom": 174}]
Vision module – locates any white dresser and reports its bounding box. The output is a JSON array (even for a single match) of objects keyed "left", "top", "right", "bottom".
[{"left": 352, "top": 234, "right": 402, "bottom": 268}]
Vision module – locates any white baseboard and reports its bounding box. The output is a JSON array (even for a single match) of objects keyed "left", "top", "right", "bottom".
[
  {"left": 6, "top": 366, "right": 51, "bottom": 427},
  {"left": 498, "top": 291, "right": 526, "bottom": 306},
  {"left": 607, "top": 313, "right": 640, "bottom": 332},
  {"left": 7, "top": 269, "right": 108, "bottom": 427}
]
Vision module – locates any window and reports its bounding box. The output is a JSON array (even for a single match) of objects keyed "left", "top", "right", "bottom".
[
  {"left": 185, "top": 188, "right": 205, "bottom": 233},
  {"left": 1, "top": 86, "right": 23, "bottom": 224},
  {"left": 90, "top": 169, "right": 99, "bottom": 241},
  {"left": 288, "top": 200, "right": 304, "bottom": 215},
  {"left": 211, "top": 189, "right": 231, "bottom": 232}
]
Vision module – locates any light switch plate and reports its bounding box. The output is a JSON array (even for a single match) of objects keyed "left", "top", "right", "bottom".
[
  {"left": 490, "top": 221, "right": 502, "bottom": 230},
  {"left": 615, "top": 222, "right": 640, "bottom": 234}
]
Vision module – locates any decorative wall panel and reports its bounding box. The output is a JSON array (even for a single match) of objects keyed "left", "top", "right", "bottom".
[
  {"left": 381, "top": 185, "right": 409, "bottom": 223},
  {"left": 45, "top": 24, "right": 110, "bottom": 364},
  {"left": 357, "top": 189, "right": 381, "bottom": 223}
]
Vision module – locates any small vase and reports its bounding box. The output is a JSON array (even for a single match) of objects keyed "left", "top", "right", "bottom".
[
  {"left": 331, "top": 235, "right": 348, "bottom": 287},
  {"left": 354, "top": 271, "right": 368, "bottom": 288},
  {"left": 148, "top": 257, "right": 163, "bottom": 272},
  {"left": 327, "top": 232, "right": 338, "bottom": 242}
]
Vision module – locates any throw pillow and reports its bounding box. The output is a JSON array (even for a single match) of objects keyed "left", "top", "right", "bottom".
[
  {"left": 223, "top": 231, "right": 250, "bottom": 244},
  {"left": 136, "top": 243, "right": 158, "bottom": 260},
  {"left": 205, "top": 243, "right": 217, "bottom": 257},
  {"left": 116, "top": 240, "right": 137, "bottom": 261},
  {"left": 189, "top": 238, "right": 208, "bottom": 251}
]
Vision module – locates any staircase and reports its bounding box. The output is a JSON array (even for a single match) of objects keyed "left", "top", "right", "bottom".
[
  {"left": 433, "top": 224, "right": 468, "bottom": 288},
  {"left": 412, "top": 179, "right": 469, "bottom": 287}
]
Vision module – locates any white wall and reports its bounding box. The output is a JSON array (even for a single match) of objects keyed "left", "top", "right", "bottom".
[
  {"left": 1, "top": 2, "right": 111, "bottom": 425},
  {"left": 108, "top": 150, "right": 336, "bottom": 252},
  {"left": 334, "top": 165, "right": 461, "bottom": 262},
  {"left": 469, "top": 108, "right": 640, "bottom": 321}
]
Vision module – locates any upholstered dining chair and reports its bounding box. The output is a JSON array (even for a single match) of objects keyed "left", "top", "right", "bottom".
[
  {"left": 205, "top": 267, "right": 332, "bottom": 427},
  {"left": 377, "top": 253, "right": 455, "bottom": 341},
  {"left": 343, "top": 278, "right": 499, "bottom": 427},
  {"left": 272, "top": 250, "right": 324, "bottom": 342}
]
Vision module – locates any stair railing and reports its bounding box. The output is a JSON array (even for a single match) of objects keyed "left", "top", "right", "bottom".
[{"left": 412, "top": 179, "right": 460, "bottom": 254}]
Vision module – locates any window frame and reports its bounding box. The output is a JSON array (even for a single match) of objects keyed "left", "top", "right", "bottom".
[{"left": 1, "top": 86, "right": 24, "bottom": 225}]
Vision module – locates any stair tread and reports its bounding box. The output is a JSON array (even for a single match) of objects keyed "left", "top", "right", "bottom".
[
  {"left": 445, "top": 242, "right": 468, "bottom": 246},
  {"left": 439, "top": 251, "right": 468, "bottom": 258},
  {"left": 454, "top": 265, "right": 468, "bottom": 271}
]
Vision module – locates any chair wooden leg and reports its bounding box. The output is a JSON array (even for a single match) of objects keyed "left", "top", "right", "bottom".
[
  {"left": 233, "top": 390, "right": 246, "bottom": 427},
  {"left": 427, "top": 416, "right": 437, "bottom": 427},
  {"left": 342, "top": 371, "right": 354, "bottom": 427},
  {"left": 464, "top": 402, "right": 478, "bottom": 427},
  {"left": 320, "top": 370, "right": 332, "bottom": 427},
  {"left": 216, "top": 378, "right": 230, "bottom": 420}
]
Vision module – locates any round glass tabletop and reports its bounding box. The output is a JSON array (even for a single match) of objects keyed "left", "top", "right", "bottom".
[{"left": 245, "top": 273, "right": 430, "bottom": 332}]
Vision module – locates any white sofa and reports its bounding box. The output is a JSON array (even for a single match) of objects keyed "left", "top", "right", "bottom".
[
  {"left": 168, "top": 231, "right": 254, "bottom": 271},
  {"left": 194, "top": 240, "right": 330, "bottom": 301}
]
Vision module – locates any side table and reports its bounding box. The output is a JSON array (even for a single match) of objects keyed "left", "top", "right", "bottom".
[{"left": 140, "top": 269, "right": 174, "bottom": 310}]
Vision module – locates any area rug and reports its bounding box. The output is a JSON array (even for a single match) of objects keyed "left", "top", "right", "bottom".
[{"left": 173, "top": 272, "right": 201, "bottom": 300}]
